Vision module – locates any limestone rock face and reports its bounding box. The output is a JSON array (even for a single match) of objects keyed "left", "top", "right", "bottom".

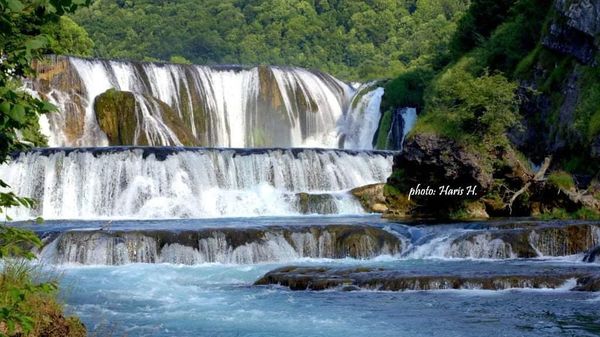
[
  {"left": 543, "top": 0, "right": 600, "bottom": 64},
  {"left": 556, "top": 0, "right": 600, "bottom": 37},
  {"left": 31, "top": 56, "right": 87, "bottom": 145}
]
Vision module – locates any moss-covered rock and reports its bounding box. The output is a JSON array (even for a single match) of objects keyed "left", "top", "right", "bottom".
[{"left": 93, "top": 89, "right": 197, "bottom": 145}]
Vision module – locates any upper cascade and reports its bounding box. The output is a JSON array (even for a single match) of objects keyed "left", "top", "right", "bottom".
[{"left": 31, "top": 56, "right": 385, "bottom": 150}]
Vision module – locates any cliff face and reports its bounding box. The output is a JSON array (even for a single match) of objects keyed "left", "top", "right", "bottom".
[{"left": 515, "top": 0, "right": 600, "bottom": 165}]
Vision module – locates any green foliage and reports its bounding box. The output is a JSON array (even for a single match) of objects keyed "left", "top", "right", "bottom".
[
  {"left": 1, "top": 0, "right": 91, "bottom": 334},
  {"left": 575, "top": 65, "right": 600, "bottom": 142},
  {"left": 382, "top": 67, "right": 434, "bottom": 111},
  {"left": 70, "top": 0, "right": 469, "bottom": 80},
  {"left": 40, "top": 16, "right": 94, "bottom": 57},
  {"left": 0, "top": 262, "right": 62, "bottom": 337},
  {"left": 169, "top": 55, "right": 192, "bottom": 65},
  {"left": 547, "top": 171, "right": 575, "bottom": 190},
  {"left": 417, "top": 58, "right": 519, "bottom": 147},
  {"left": 538, "top": 208, "right": 570, "bottom": 220},
  {"left": 479, "top": 0, "right": 552, "bottom": 75},
  {"left": 450, "top": 0, "right": 517, "bottom": 58}
]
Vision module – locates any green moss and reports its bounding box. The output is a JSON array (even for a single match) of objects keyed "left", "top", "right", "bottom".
[
  {"left": 383, "top": 183, "right": 403, "bottom": 198},
  {"left": 539, "top": 208, "right": 570, "bottom": 220},
  {"left": 541, "top": 57, "right": 572, "bottom": 92},
  {"left": 572, "top": 208, "right": 600, "bottom": 220},
  {"left": 514, "top": 44, "right": 541, "bottom": 77},
  {"left": 547, "top": 171, "right": 575, "bottom": 190}
]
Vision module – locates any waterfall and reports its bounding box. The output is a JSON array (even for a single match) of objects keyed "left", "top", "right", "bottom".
[
  {"left": 0, "top": 147, "right": 393, "bottom": 220},
  {"left": 341, "top": 83, "right": 384, "bottom": 150},
  {"left": 385, "top": 107, "right": 417, "bottom": 150},
  {"left": 400, "top": 107, "right": 417, "bottom": 149},
  {"left": 39, "top": 225, "right": 403, "bottom": 265},
  {"left": 31, "top": 56, "right": 385, "bottom": 149}
]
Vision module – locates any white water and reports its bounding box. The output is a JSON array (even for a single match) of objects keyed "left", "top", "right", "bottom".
[
  {"left": 0, "top": 148, "right": 392, "bottom": 220},
  {"left": 40, "top": 226, "right": 401, "bottom": 265},
  {"left": 33, "top": 56, "right": 388, "bottom": 149},
  {"left": 400, "top": 107, "right": 417, "bottom": 149},
  {"left": 342, "top": 83, "right": 384, "bottom": 150}
]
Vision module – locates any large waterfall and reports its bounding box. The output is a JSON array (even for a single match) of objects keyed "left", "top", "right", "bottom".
[
  {"left": 31, "top": 56, "right": 386, "bottom": 149},
  {"left": 1, "top": 147, "right": 392, "bottom": 220}
]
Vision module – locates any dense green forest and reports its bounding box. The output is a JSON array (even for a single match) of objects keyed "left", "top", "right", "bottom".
[{"left": 69, "top": 0, "right": 469, "bottom": 80}]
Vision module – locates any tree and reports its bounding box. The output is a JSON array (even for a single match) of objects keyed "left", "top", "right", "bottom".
[
  {"left": 40, "top": 16, "right": 94, "bottom": 57},
  {"left": 1, "top": 0, "right": 91, "bottom": 334}
]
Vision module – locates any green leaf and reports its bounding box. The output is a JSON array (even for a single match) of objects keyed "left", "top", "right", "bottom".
[
  {"left": 0, "top": 102, "right": 10, "bottom": 114},
  {"left": 8, "top": 104, "right": 26, "bottom": 123},
  {"left": 35, "top": 216, "right": 44, "bottom": 224},
  {"left": 5, "top": 0, "right": 24, "bottom": 12},
  {"left": 24, "top": 36, "right": 48, "bottom": 51}
]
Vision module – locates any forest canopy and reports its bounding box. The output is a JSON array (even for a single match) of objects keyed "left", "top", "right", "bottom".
[{"left": 70, "top": 0, "right": 469, "bottom": 80}]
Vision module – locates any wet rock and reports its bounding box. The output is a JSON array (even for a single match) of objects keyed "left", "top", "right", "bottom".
[
  {"left": 384, "top": 133, "right": 493, "bottom": 218},
  {"left": 31, "top": 56, "right": 87, "bottom": 144},
  {"left": 449, "top": 223, "right": 600, "bottom": 259},
  {"left": 584, "top": 245, "right": 600, "bottom": 262},
  {"left": 573, "top": 275, "right": 600, "bottom": 291},
  {"left": 94, "top": 89, "right": 197, "bottom": 146},
  {"left": 543, "top": 0, "right": 600, "bottom": 65},
  {"left": 351, "top": 183, "right": 388, "bottom": 213},
  {"left": 295, "top": 192, "right": 339, "bottom": 214},
  {"left": 255, "top": 266, "right": 591, "bottom": 291}
]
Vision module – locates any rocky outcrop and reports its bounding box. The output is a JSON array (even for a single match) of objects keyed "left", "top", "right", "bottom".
[
  {"left": 94, "top": 89, "right": 196, "bottom": 146},
  {"left": 351, "top": 183, "right": 388, "bottom": 213},
  {"left": 584, "top": 245, "right": 600, "bottom": 262},
  {"left": 295, "top": 192, "right": 340, "bottom": 214},
  {"left": 556, "top": 0, "right": 600, "bottom": 38},
  {"left": 543, "top": 0, "right": 600, "bottom": 64},
  {"left": 573, "top": 274, "right": 600, "bottom": 291},
  {"left": 255, "top": 266, "right": 597, "bottom": 291},
  {"left": 31, "top": 56, "right": 87, "bottom": 145},
  {"left": 42, "top": 225, "right": 404, "bottom": 265},
  {"left": 383, "top": 133, "right": 493, "bottom": 219},
  {"left": 382, "top": 131, "right": 600, "bottom": 219}
]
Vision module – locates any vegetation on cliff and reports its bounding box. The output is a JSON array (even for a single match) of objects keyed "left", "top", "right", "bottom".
[
  {"left": 381, "top": 0, "right": 600, "bottom": 219},
  {"left": 1, "top": 0, "right": 90, "bottom": 335}
]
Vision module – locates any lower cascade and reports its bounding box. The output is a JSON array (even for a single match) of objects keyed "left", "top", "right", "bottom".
[
  {"left": 0, "top": 147, "right": 393, "bottom": 220},
  {"left": 39, "top": 225, "right": 403, "bottom": 265}
]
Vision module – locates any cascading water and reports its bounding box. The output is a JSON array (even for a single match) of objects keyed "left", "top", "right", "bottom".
[
  {"left": 341, "top": 83, "right": 385, "bottom": 150},
  {"left": 0, "top": 147, "right": 393, "bottom": 220},
  {"left": 31, "top": 56, "right": 388, "bottom": 149},
  {"left": 39, "top": 225, "right": 403, "bottom": 265}
]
